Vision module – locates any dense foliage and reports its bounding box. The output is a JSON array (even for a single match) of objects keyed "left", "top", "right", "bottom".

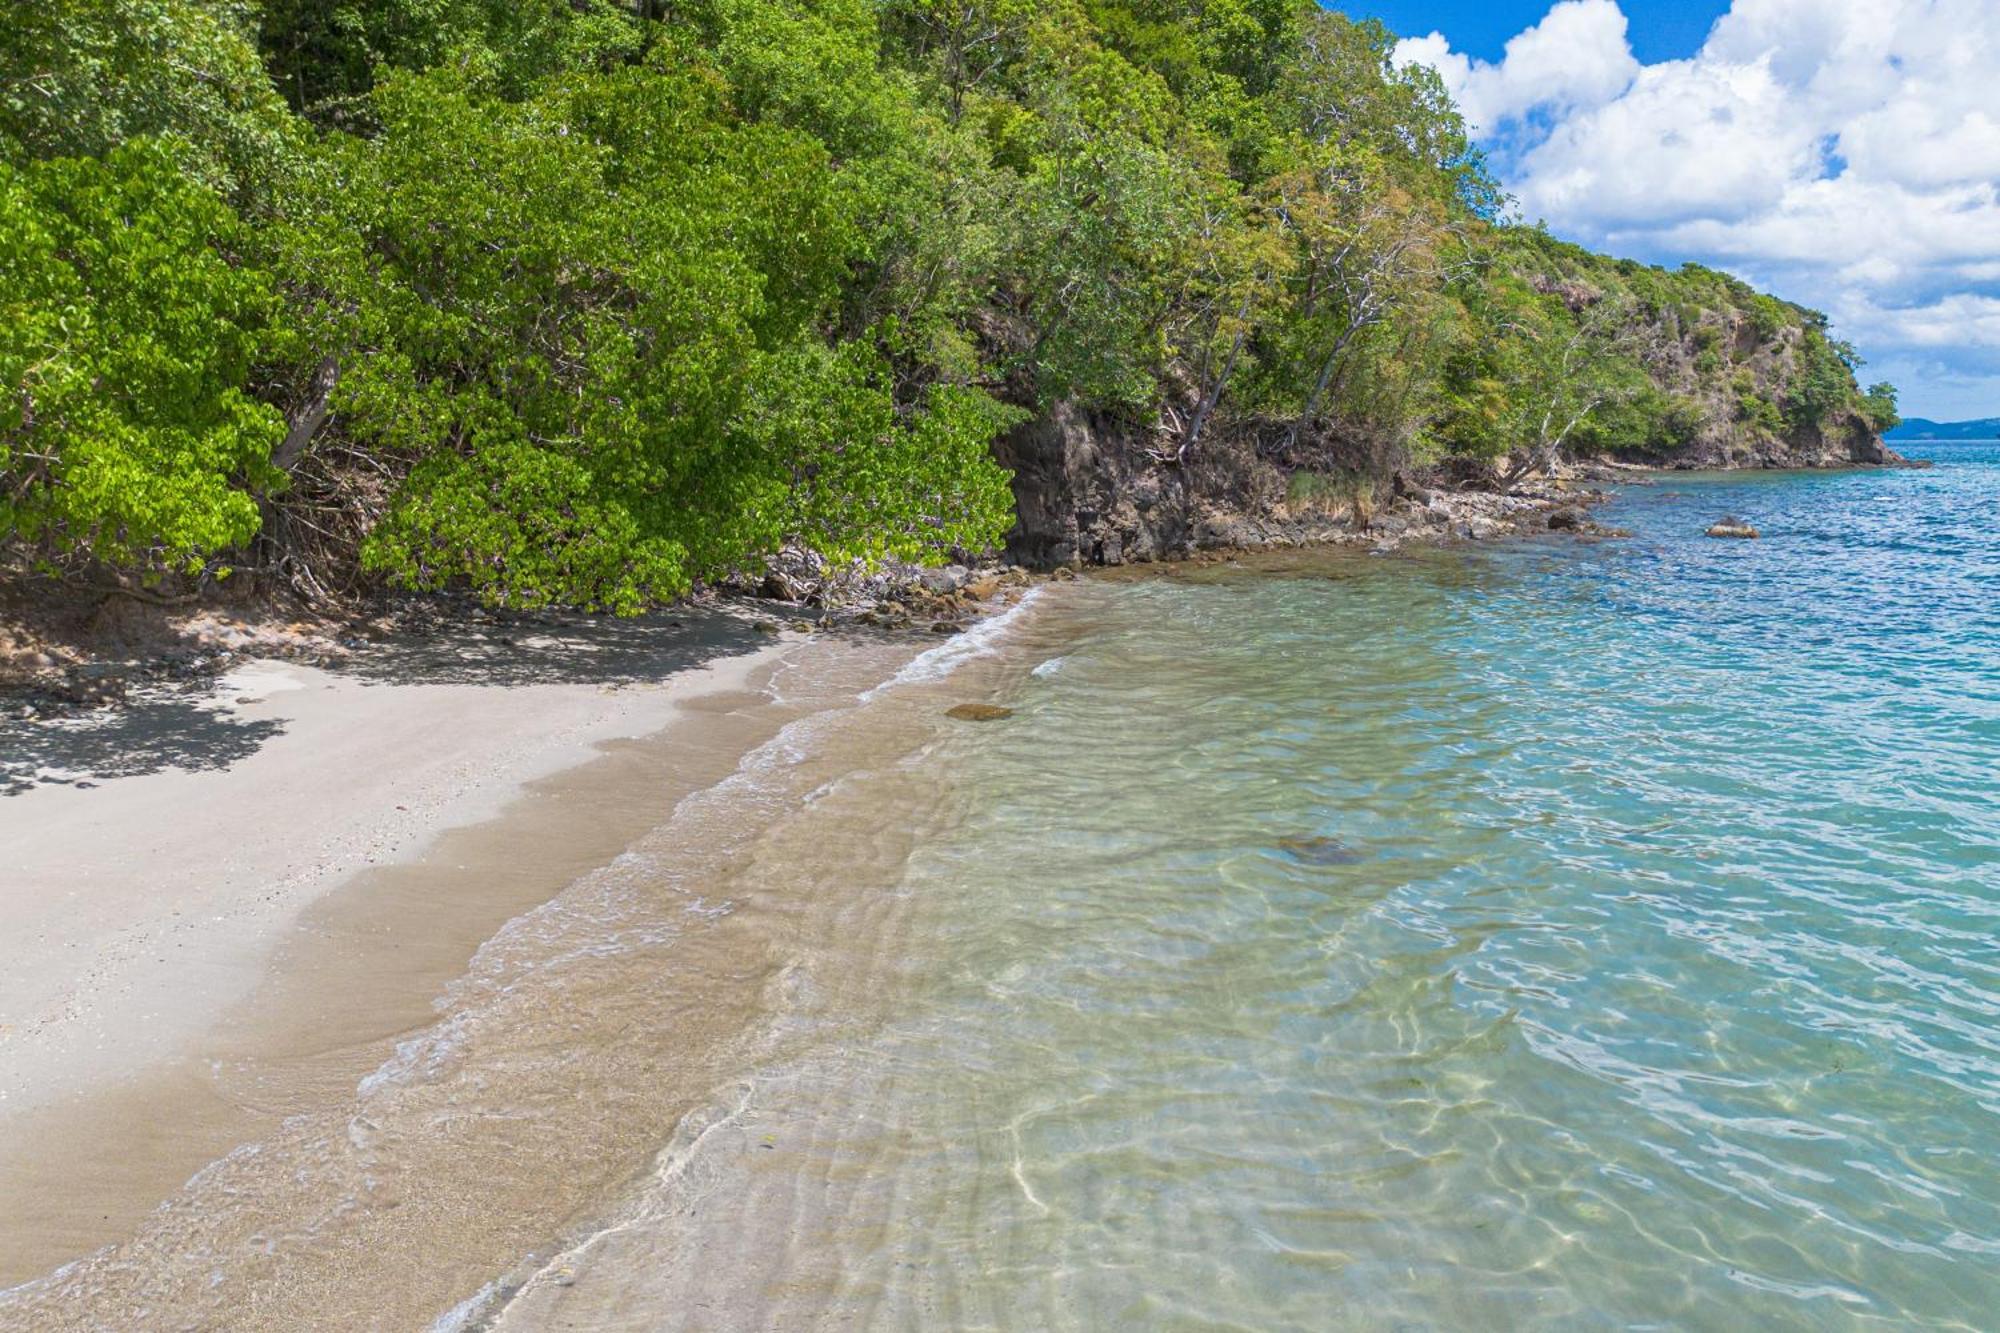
[{"left": 0, "top": 0, "right": 1888, "bottom": 607}]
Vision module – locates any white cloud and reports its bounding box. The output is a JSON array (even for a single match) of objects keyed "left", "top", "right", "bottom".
[
  {"left": 1394, "top": 0, "right": 2000, "bottom": 418},
  {"left": 1396, "top": 0, "right": 1640, "bottom": 135}
]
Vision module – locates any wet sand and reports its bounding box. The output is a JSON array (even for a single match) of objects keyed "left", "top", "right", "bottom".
[
  {"left": 0, "top": 593, "right": 1048, "bottom": 1330},
  {"left": 0, "top": 608, "right": 792, "bottom": 1288}
]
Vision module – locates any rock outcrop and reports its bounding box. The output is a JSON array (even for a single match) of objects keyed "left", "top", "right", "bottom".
[{"left": 991, "top": 403, "right": 1599, "bottom": 570}]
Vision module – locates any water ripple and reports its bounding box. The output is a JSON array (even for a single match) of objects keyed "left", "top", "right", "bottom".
[{"left": 753, "top": 446, "right": 2000, "bottom": 1328}]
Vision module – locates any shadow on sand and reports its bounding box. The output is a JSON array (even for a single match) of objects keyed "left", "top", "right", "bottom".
[
  {"left": 336, "top": 604, "right": 772, "bottom": 689},
  {"left": 0, "top": 701, "right": 287, "bottom": 797},
  {"left": 0, "top": 605, "right": 777, "bottom": 797}
]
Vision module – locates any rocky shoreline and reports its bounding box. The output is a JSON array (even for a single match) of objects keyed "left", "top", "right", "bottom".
[
  {"left": 0, "top": 468, "right": 1622, "bottom": 728},
  {"left": 16, "top": 409, "right": 1931, "bottom": 722}
]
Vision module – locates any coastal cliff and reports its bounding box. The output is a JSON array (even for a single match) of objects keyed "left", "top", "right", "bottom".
[
  {"left": 990, "top": 228, "right": 1904, "bottom": 569},
  {"left": 992, "top": 349, "right": 1902, "bottom": 572}
]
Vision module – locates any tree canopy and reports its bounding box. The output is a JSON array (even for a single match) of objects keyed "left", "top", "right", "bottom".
[{"left": 0, "top": 0, "right": 1888, "bottom": 607}]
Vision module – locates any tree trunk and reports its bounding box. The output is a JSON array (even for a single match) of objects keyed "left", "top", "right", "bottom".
[
  {"left": 1183, "top": 289, "right": 1256, "bottom": 455},
  {"left": 1284, "top": 321, "right": 1361, "bottom": 451},
  {"left": 272, "top": 356, "right": 339, "bottom": 475}
]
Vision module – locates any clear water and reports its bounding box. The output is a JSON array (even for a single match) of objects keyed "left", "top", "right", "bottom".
[
  {"left": 516, "top": 446, "right": 1999, "bottom": 1329},
  {"left": 9, "top": 449, "right": 1996, "bottom": 1330}
]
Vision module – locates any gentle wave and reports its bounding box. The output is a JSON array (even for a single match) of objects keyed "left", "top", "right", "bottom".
[{"left": 858, "top": 587, "right": 1045, "bottom": 701}]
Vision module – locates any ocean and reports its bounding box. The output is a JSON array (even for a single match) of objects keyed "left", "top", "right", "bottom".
[
  {"left": 505, "top": 445, "right": 1997, "bottom": 1329},
  {"left": 10, "top": 446, "right": 1996, "bottom": 1330}
]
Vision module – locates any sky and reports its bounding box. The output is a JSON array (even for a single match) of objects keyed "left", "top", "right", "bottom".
[{"left": 1342, "top": 0, "right": 2000, "bottom": 421}]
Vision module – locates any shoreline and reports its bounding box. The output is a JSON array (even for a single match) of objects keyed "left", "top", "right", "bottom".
[
  {"left": 0, "top": 470, "right": 1604, "bottom": 718},
  {"left": 0, "top": 454, "right": 1952, "bottom": 1319},
  {"left": 0, "top": 608, "right": 809, "bottom": 1286},
  {"left": 0, "top": 477, "right": 1614, "bottom": 1302},
  {"left": 0, "top": 586, "right": 1053, "bottom": 1328}
]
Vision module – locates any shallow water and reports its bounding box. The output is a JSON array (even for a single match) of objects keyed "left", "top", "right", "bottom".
[
  {"left": 505, "top": 446, "right": 2000, "bottom": 1329},
  {"left": 8, "top": 449, "right": 1996, "bottom": 1330}
]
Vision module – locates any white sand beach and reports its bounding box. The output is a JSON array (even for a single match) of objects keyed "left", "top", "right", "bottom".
[{"left": 0, "top": 610, "right": 794, "bottom": 1283}]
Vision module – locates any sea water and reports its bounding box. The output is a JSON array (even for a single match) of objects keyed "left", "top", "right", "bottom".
[
  {"left": 11, "top": 449, "right": 1996, "bottom": 1330},
  {"left": 507, "top": 446, "right": 1999, "bottom": 1329}
]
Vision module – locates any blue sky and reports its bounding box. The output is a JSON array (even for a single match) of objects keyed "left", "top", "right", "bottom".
[
  {"left": 1354, "top": 1, "right": 2000, "bottom": 420},
  {"left": 1342, "top": 1, "right": 1729, "bottom": 64}
]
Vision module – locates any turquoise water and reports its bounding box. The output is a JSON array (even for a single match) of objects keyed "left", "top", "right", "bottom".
[
  {"left": 10, "top": 453, "right": 1994, "bottom": 1330},
  {"left": 651, "top": 447, "right": 1999, "bottom": 1328}
]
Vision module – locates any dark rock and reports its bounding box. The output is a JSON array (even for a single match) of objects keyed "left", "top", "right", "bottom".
[
  {"left": 760, "top": 572, "right": 806, "bottom": 602},
  {"left": 1277, "top": 836, "right": 1366, "bottom": 866},
  {"left": 1547, "top": 506, "right": 1589, "bottom": 531},
  {"left": 945, "top": 703, "right": 1013, "bottom": 722},
  {"left": 1394, "top": 473, "right": 1435, "bottom": 505}
]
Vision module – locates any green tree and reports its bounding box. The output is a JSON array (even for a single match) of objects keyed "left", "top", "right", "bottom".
[
  {"left": 321, "top": 63, "right": 1016, "bottom": 609},
  {"left": 0, "top": 0, "right": 297, "bottom": 201},
  {"left": 1860, "top": 380, "right": 1901, "bottom": 433},
  {"left": 0, "top": 140, "right": 283, "bottom": 576},
  {"left": 1787, "top": 328, "right": 1861, "bottom": 430}
]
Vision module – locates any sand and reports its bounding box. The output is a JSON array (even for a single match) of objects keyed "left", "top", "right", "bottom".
[{"left": 0, "top": 608, "right": 795, "bottom": 1285}]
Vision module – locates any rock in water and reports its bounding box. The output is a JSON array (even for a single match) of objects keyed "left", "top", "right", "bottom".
[
  {"left": 1277, "top": 836, "right": 1366, "bottom": 865},
  {"left": 1547, "top": 506, "right": 1588, "bottom": 531},
  {"left": 946, "top": 704, "right": 1013, "bottom": 722},
  {"left": 1706, "top": 517, "right": 1761, "bottom": 539}
]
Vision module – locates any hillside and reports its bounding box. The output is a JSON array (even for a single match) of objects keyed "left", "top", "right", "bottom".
[
  {"left": 1889, "top": 418, "right": 2000, "bottom": 441},
  {"left": 1, "top": 0, "right": 1898, "bottom": 609},
  {"left": 1481, "top": 232, "right": 1901, "bottom": 471}
]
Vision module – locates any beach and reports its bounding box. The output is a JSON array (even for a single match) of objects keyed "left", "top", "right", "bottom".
[
  {"left": 0, "top": 589, "right": 1052, "bottom": 1329},
  {"left": 0, "top": 609, "right": 800, "bottom": 1286},
  {"left": 3, "top": 452, "right": 1997, "bottom": 1330}
]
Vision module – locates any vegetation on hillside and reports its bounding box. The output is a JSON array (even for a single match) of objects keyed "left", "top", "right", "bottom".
[{"left": 1, "top": 0, "right": 1891, "bottom": 609}]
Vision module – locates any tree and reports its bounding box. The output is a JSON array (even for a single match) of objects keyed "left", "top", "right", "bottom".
[
  {"left": 0, "top": 0, "right": 1887, "bottom": 608},
  {"left": 1786, "top": 328, "right": 1862, "bottom": 431},
  {"left": 1860, "top": 381, "right": 1901, "bottom": 433},
  {"left": 0, "top": 0, "right": 297, "bottom": 202},
  {"left": 1157, "top": 168, "right": 1289, "bottom": 458},
  {"left": 1262, "top": 144, "right": 1454, "bottom": 450},
  {"left": 1489, "top": 287, "right": 1643, "bottom": 488},
  {"left": 883, "top": 0, "right": 1037, "bottom": 124},
  {"left": 322, "top": 63, "right": 1017, "bottom": 610},
  {"left": 0, "top": 140, "right": 283, "bottom": 578}
]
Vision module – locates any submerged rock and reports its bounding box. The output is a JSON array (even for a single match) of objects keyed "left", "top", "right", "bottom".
[
  {"left": 1706, "top": 517, "right": 1761, "bottom": 539},
  {"left": 945, "top": 703, "right": 1013, "bottom": 722},
  {"left": 1276, "top": 835, "right": 1366, "bottom": 866}
]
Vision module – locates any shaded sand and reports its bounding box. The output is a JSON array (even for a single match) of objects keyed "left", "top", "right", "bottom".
[{"left": 0, "top": 608, "right": 791, "bottom": 1285}]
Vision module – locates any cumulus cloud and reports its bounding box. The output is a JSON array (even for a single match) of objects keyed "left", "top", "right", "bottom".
[
  {"left": 1397, "top": 0, "right": 1639, "bottom": 135},
  {"left": 1394, "top": 0, "right": 2000, "bottom": 418}
]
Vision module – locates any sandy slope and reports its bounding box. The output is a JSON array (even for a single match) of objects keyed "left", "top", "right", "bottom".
[{"left": 0, "top": 609, "right": 791, "bottom": 1282}]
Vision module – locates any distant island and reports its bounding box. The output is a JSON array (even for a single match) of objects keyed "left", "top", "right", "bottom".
[{"left": 1888, "top": 417, "right": 2000, "bottom": 441}]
